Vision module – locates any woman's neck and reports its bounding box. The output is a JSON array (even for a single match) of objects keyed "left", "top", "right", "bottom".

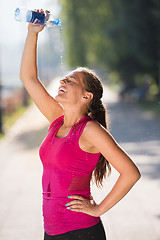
[{"left": 62, "top": 110, "right": 87, "bottom": 128}]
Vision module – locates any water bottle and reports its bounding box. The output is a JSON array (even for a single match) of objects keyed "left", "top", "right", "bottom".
[{"left": 14, "top": 7, "right": 61, "bottom": 27}]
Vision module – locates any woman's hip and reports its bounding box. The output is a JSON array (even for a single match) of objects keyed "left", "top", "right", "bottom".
[{"left": 44, "top": 220, "right": 107, "bottom": 240}]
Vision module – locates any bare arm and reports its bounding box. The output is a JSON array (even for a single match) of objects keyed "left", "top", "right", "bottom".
[
  {"left": 20, "top": 22, "right": 63, "bottom": 123},
  {"left": 83, "top": 121, "right": 141, "bottom": 216}
]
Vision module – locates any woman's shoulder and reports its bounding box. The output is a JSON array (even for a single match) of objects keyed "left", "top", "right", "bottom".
[
  {"left": 85, "top": 118, "right": 107, "bottom": 132},
  {"left": 82, "top": 119, "right": 110, "bottom": 141},
  {"left": 82, "top": 119, "right": 120, "bottom": 157},
  {"left": 79, "top": 119, "right": 110, "bottom": 154},
  {"left": 84, "top": 117, "right": 115, "bottom": 145}
]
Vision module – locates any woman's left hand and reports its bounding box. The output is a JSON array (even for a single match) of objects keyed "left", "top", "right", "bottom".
[{"left": 65, "top": 195, "right": 101, "bottom": 217}]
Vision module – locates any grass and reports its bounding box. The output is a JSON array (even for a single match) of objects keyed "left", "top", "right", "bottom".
[{"left": 0, "top": 98, "right": 33, "bottom": 140}]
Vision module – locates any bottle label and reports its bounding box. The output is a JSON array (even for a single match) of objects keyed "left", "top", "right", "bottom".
[{"left": 26, "top": 10, "right": 45, "bottom": 25}]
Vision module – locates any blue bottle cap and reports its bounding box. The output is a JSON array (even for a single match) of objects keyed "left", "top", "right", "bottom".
[
  {"left": 54, "top": 18, "right": 61, "bottom": 26},
  {"left": 15, "top": 8, "right": 21, "bottom": 21}
]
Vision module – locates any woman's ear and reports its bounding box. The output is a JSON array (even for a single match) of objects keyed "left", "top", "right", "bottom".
[{"left": 82, "top": 92, "right": 93, "bottom": 102}]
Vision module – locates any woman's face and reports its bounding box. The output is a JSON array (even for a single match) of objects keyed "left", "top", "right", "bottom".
[{"left": 55, "top": 71, "right": 88, "bottom": 106}]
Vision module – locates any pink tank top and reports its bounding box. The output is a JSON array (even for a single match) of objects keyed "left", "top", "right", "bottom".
[{"left": 39, "top": 115, "right": 101, "bottom": 235}]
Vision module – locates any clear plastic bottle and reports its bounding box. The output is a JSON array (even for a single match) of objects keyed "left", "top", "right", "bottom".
[{"left": 14, "top": 7, "right": 61, "bottom": 27}]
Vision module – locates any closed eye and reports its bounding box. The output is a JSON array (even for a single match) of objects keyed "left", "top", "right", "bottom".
[
  {"left": 67, "top": 79, "right": 72, "bottom": 84},
  {"left": 65, "top": 75, "right": 77, "bottom": 81}
]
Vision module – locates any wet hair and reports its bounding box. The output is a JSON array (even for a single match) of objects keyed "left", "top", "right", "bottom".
[{"left": 75, "top": 67, "right": 111, "bottom": 188}]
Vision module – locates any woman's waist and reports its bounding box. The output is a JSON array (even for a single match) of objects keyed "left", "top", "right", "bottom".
[
  {"left": 42, "top": 188, "right": 90, "bottom": 199},
  {"left": 42, "top": 192, "right": 67, "bottom": 200},
  {"left": 43, "top": 198, "right": 100, "bottom": 224},
  {"left": 42, "top": 189, "right": 91, "bottom": 214}
]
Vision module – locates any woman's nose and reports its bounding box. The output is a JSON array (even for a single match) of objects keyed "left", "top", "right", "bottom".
[{"left": 60, "top": 78, "right": 67, "bottom": 84}]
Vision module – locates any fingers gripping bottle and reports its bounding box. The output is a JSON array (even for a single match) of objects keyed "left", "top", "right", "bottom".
[{"left": 14, "top": 8, "right": 61, "bottom": 27}]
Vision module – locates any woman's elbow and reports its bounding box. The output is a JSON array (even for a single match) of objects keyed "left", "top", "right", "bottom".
[
  {"left": 19, "top": 69, "right": 25, "bottom": 83},
  {"left": 19, "top": 72, "right": 23, "bottom": 82},
  {"left": 132, "top": 168, "right": 141, "bottom": 183}
]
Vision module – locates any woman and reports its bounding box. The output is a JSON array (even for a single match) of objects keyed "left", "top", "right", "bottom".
[{"left": 20, "top": 10, "right": 141, "bottom": 240}]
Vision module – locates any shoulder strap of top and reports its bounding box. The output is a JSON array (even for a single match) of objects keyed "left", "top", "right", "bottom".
[
  {"left": 79, "top": 116, "right": 94, "bottom": 134},
  {"left": 71, "top": 116, "right": 97, "bottom": 145},
  {"left": 48, "top": 115, "right": 64, "bottom": 132}
]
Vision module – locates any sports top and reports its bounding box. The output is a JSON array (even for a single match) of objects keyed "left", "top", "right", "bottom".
[{"left": 39, "top": 115, "right": 101, "bottom": 236}]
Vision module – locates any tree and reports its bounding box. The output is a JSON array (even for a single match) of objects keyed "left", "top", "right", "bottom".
[{"left": 59, "top": 0, "right": 160, "bottom": 90}]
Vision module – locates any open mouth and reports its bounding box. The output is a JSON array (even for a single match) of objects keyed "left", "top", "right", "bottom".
[{"left": 58, "top": 87, "right": 67, "bottom": 93}]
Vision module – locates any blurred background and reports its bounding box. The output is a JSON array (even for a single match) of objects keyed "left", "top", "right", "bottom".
[
  {"left": 0, "top": 0, "right": 160, "bottom": 134},
  {"left": 0, "top": 0, "right": 62, "bottom": 134},
  {"left": 0, "top": 0, "right": 160, "bottom": 239}
]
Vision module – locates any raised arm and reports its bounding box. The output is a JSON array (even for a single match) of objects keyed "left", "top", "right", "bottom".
[{"left": 20, "top": 20, "right": 63, "bottom": 123}]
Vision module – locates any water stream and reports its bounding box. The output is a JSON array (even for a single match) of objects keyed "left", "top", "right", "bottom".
[{"left": 59, "top": 25, "right": 63, "bottom": 74}]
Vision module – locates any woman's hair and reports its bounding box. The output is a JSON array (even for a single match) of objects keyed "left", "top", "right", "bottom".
[{"left": 75, "top": 67, "right": 111, "bottom": 188}]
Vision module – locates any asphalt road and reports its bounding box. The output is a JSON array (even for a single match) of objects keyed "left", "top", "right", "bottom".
[{"left": 0, "top": 78, "right": 160, "bottom": 240}]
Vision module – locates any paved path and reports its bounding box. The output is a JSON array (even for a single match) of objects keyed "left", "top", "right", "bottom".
[
  {"left": 0, "top": 78, "right": 160, "bottom": 240},
  {"left": 92, "top": 90, "right": 160, "bottom": 240}
]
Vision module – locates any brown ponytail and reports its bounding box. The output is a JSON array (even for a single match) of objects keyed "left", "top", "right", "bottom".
[{"left": 75, "top": 67, "right": 111, "bottom": 188}]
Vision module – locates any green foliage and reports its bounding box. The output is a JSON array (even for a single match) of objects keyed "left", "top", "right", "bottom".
[{"left": 59, "top": 0, "right": 160, "bottom": 91}]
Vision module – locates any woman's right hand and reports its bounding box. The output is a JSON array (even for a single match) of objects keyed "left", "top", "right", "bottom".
[{"left": 28, "top": 22, "right": 44, "bottom": 34}]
